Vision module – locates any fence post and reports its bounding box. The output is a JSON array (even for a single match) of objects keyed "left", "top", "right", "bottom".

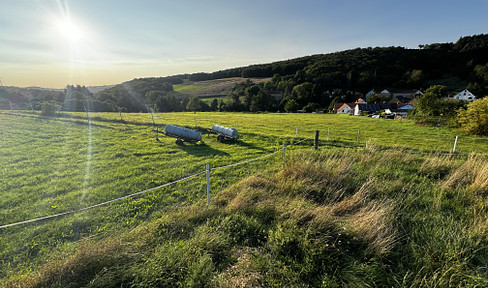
[
  {"left": 314, "top": 130, "right": 319, "bottom": 150},
  {"left": 357, "top": 128, "right": 361, "bottom": 144},
  {"left": 194, "top": 117, "right": 197, "bottom": 127},
  {"left": 328, "top": 126, "right": 330, "bottom": 141},
  {"left": 453, "top": 136, "right": 459, "bottom": 153},
  {"left": 283, "top": 143, "right": 286, "bottom": 169},
  {"left": 206, "top": 164, "right": 210, "bottom": 206}
]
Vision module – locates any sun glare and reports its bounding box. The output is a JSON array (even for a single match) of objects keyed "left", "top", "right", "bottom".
[{"left": 57, "top": 18, "right": 84, "bottom": 42}]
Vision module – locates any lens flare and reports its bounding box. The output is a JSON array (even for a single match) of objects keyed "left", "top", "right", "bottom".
[{"left": 57, "top": 18, "right": 84, "bottom": 42}]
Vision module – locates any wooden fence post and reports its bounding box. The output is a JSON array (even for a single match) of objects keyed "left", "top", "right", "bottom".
[{"left": 314, "top": 130, "right": 319, "bottom": 150}]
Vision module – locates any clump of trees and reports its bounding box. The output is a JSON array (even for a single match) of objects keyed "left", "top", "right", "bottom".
[
  {"left": 412, "top": 85, "right": 467, "bottom": 117},
  {"left": 456, "top": 97, "right": 488, "bottom": 136}
]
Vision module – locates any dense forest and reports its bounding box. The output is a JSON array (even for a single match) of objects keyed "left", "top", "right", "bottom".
[{"left": 2, "top": 34, "right": 488, "bottom": 113}]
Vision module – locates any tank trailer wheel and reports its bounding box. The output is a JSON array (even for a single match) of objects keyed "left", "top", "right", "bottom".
[
  {"left": 176, "top": 139, "right": 184, "bottom": 146},
  {"left": 217, "top": 134, "right": 224, "bottom": 143}
]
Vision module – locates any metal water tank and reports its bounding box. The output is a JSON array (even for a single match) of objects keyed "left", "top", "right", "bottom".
[
  {"left": 165, "top": 125, "right": 202, "bottom": 141},
  {"left": 212, "top": 124, "right": 238, "bottom": 139}
]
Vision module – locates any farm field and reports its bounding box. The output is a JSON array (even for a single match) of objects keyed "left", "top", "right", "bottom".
[
  {"left": 1, "top": 110, "right": 488, "bottom": 286},
  {"left": 173, "top": 77, "right": 270, "bottom": 97}
]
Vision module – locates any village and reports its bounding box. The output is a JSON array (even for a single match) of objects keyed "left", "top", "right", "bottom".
[{"left": 332, "top": 88, "right": 477, "bottom": 118}]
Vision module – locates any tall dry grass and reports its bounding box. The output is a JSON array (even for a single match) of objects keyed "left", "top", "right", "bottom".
[
  {"left": 443, "top": 154, "right": 488, "bottom": 194},
  {"left": 5, "top": 238, "right": 135, "bottom": 288}
]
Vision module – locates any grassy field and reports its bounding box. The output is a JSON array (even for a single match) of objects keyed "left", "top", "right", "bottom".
[
  {"left": 1, "top": 110, "right": 488, "bottom": 286},
  {"left": 173, "top": 77, "right": 270, "bottom": 97}
]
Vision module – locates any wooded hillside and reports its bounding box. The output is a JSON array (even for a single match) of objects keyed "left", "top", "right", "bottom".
[{"left": 2, "top": 34, "right": 488, "bottom": 113}]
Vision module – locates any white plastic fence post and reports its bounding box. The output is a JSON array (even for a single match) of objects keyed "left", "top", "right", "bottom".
[
  {"left": 206, "top": 163, "right": 210, "bottom": 206},
  {"left": 453, "top": 136, "right": 459, "bottom": 153},
  {"left": 194, "top": 117, "right": 197, "bottom": 127},
  {"left": 357, "top": 128, "right": 361, "bottom": 144}
]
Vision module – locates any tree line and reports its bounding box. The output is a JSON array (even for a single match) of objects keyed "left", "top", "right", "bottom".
[{"left": 2, "top": 34, "right": 488, "bottom": 125}]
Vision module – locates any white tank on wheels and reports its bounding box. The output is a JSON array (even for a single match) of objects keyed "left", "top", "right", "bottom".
[
  {"left": 212, "top": 125, "right": 238, "bottom": 139},
  {"left": 165, "top": 125, "right": 202, "bottom": 142}
]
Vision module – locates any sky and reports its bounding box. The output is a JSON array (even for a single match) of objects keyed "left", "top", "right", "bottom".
[{"left": 1, "top": 0, "right": 487, "bottom": 88}]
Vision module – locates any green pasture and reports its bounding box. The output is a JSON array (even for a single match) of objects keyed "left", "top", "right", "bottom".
[
  {"left": 173, "top": 83, "right": 206, "bottom": 93},
  {"left": 1, "top": 110, "right": 488, "bottom": 283}
]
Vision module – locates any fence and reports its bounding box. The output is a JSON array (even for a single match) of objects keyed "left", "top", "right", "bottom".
[
  {"left": 0, "top": 123, "right": 484, "bottom": 230},
  {"left": 0, "top": 136, "right": 311, "bottom": 229}
]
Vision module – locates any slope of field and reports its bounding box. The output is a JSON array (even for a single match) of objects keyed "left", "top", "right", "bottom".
[
  {"left": 173, "top": 77, "right": 270, "bottom": 98},
  {"left": 1, "top": 111, "right": 488, "bottom": 286}
]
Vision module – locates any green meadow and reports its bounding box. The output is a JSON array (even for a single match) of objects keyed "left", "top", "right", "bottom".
[{"left": 1, "top": 111, "right": 488, "bottom": 287}]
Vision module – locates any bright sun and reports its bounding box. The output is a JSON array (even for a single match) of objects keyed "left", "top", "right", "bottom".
[{"left": 57, "top": 18, "right": 84, "bottom": 42}]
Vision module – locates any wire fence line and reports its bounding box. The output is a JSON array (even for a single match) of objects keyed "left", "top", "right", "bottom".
[
  {"left": 0, "top": 137, "right": 311, "bottom": 229},
  {"left": 1, "top": 132, "right": 484, "bottom": 230}
]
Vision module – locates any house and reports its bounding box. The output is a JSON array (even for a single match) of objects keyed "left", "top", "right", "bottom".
[
  {"left": 398, "top": 104, "right": 415, "bottom": 110},
  {"left": 332, "top": 98, "right": 367, "bottom": 114},
  {"left": 365, "top": 89, "right": 375, "bottom": 100},
  {"left": 336, "top": 103, "right": 355, "bottom": 114},
  {"left": 379, "top": 89, "right": 391, "bottom": 96},
  {"left": 453, "top": 89, "right": 476, "bottom": 101},
  {"left": 354, "top": 103, "right": 391, "bottom": 116},
  {"left": 391, "top": 89, "right": 423, "bottom": 99},
  {"left": 388, "top": 95, "right": 411, "bottom": 105},
  {"left": 355, "top": 98, "right": 366, "bottom": 104}
]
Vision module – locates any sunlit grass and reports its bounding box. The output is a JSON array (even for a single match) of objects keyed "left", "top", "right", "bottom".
[{"left": 2, "top": 110, "right": 488, "bottom": 286}]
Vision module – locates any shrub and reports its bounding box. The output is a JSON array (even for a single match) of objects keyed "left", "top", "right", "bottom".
[
  {"left": 456, "top": 97, "right": 488, "bottom": 136},
  {"left": 40, "top": 101, "right": 57, "bottom": 117}
]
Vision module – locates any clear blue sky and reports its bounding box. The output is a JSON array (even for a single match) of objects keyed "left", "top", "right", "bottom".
[{"left": 1, "top": 0, "right": 487, "bottom": 88}]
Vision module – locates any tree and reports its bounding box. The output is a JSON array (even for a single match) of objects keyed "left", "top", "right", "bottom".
[
  {"left": 414, "top": 85, "right": 448, "bottom": 116},
  {"left": 211, "top": 98, "right": 218, "bottom": 111},
  {"left": 424, "top": 85, "right": 448, "bottom": 98},
  {"left": 284, "top": 99, "right": 299, "bottom": 113},
  {"left": 145, "top": 90, "right": 170, "bottom": 112},
  {"left": 244, "top": 85, "right": 261, "bottom": 109},
  {"left": 291, "top": 82, "right": 313, "bottom": 106},
  {"left": 218, "top": 99, "right": 225, "bottom": 112},
  {"left": 41, "top": 101, "right": 57, "bottom": 116},
  {"left": 328, "top": 96, "right": 342, "bottom": 112},
  {"left": 367, "top": 93, "right": 391, "bottom": 104},
  {"left": 64, "top": 85, "right": 93, "bottom": 112},
  {"left": 186, "top": 97, "right": 203, "bottom": 112},
  {"left": 456, "top": 97, "right": 488, "bottom": 135},
  {"left": 250, "top": 91, "right": 275, "bottom": 112},
  {"left": 303, "top": 102, "right": 319, "bottom": 113}
]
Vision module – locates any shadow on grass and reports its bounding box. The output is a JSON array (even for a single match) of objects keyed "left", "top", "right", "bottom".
[
  {"left": 178, "top": 142, "right": 230, "bottom": 157},
  {"left": 2, "top": 111, "right": 117, "bottom": 130}
]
